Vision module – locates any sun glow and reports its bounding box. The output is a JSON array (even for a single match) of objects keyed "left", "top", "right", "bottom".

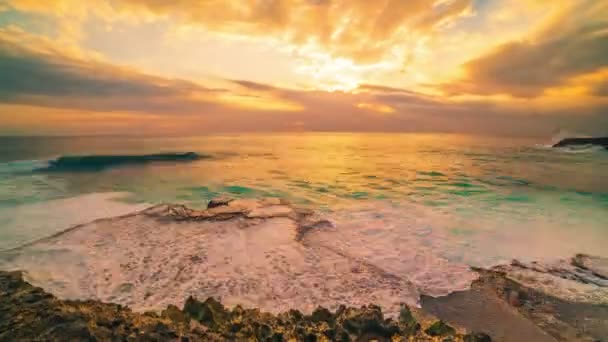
[{"left": 294, "top": 51, "right": 398, "bottom": 92}]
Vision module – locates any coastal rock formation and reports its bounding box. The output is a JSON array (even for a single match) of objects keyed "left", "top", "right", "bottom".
[
  {"left": 0, "top": 270, "right": 491, "bottom": 341},
  {"left": 423, "top": 255, "right": 608, "bottom": 342},
  {"left": 2, "top": 198, "right": 606, "bottom": 341},
  {"left": 552, "top": 137, "right": 608, "bottom": 149},
  {"left": 161, "top": 197, "right": 334, "bottom": 240}
]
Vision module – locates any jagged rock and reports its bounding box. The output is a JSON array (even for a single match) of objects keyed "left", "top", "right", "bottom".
[
  {"left": 492, "top": 256, "right": 608, "bottom": 303},
  {"left": 337, "top": 305, "right": 400, "bottom": 340},
  {"left": 572, "top": 253, "right": 608, "bottom": 280},
  {"left": 0, "top": 270, "right": 490, "bottom": 341},
  {"left": 161, "top": 304, "right": 188, "bottom": 324},
  {"left": 183, "top": 296, "right": 229, "bottom": 328},
  {"left": 464, "top": 332, "right": 492, "bottom": 342},
  {"left": 311, "top": 306, "right": 334, "bottom": 324},
  {"left": 398, "top": 303, "right": 421, "bottom": 334},
  {"left": 0, "top": 270, "right": 193, "bottom": 341},
  {"left": 425, "top": 320, "right": 456, "bottom": 337},
  {"left": 207, "top": 197, "right": 233, "bottom": 209}
]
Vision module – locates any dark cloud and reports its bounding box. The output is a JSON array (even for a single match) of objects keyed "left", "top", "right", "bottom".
[
  {"left": 442, "top": 2, "right": 608, "bottom": 97},
  {"left": 0, "top": 31, "right": 224, "bottom": 114},
  {"left": 0, "top": 50, "right": 176, "bottom": 99}
]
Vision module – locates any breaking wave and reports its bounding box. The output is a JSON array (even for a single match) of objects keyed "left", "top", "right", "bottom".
[{"left": 37, "top": 152, "right": 207, "bottom": 172}]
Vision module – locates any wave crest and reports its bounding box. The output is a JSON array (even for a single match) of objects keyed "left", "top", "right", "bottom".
[{"left": 37, "top": 152, "right": 205, "bottom": 172}]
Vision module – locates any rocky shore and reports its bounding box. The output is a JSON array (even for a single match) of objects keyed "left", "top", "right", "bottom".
[
  {"left": 1, "top": 198, "right": 607, "bottom": 341},
  {"left": 1, "top": 270, "right": 490, "bottom": 341},
  {"left": 423, "top": 255, "right": 608, "bottom": 342},
  {"left": 2, "top": 254, "right": 606, "bottom": 341}
]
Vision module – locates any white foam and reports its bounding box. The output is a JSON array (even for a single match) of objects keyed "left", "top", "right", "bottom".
[
  {"left": 0, "top": 192, "right": 149, "bottom": 250},
  {"left": 0, "top": 200, "right": 481, "bottom": 317}
]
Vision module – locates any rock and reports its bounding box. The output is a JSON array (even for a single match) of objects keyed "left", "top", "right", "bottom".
[
  {"left": 310, "top": 306, "right": 334, "bottom": 324},
  {"left": 464, "top": 332, "right": 492, "bottom": 342},
  {"left": 0, "top": 270, "right": 495, "bottom": 341},
  {"left": 552, "top": 137, "right": 608, "bottom": 149},
  {"left": 425, "top": 320, "right": 456, "bottom": 337},
  {"left": 507, "top": 290, "right": 523, "bottom": 307},
  {"left": 338, "top": 305, "right": 400, "bottom": 339},
  {"left": 398, "top": 303, "right": 420, "bottom": 334},
  {"left": 182, "top": 297, "right": 229, "bottom": 328},
  {"left": 207, "top": 197, "right": 233, "bottom": 209},
  {"left": 572, "top": 254, "right": 608, "bottom": 280},
  {"left": 162, "top": 304, "right": 188, "bottom": 324}
]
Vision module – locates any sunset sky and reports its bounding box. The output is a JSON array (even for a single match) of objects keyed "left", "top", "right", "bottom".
[{"left": 0, "top": 0, "right": 606, "bottom": 136}]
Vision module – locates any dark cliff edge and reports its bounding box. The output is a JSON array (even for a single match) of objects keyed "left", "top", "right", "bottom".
[
  {"left": 0, "top": 270, "right": 490, "bottom": 341},
  {"left": 552, "top": 137, "right": 608, "bottom": 149}
]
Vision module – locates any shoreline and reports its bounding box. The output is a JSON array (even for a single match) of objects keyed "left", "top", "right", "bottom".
[
  {"left": 2, "top": 256, "right": 606, "bottom": 341},
  {"left": 1, "top": 198, "right": 607, "bottom": 340}
]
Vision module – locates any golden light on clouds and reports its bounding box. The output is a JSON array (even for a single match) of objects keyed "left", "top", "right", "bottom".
[
  {"left": 0, "top": 0, "right": 607, "bottom": 136},
  {"left": 216, "top": 93, "right": 303, "bottom": 112},
  {"left": 356, "top": 103, "right": 396, "bottom": 115}
]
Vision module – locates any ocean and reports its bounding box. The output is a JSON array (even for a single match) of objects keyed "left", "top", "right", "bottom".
[{"left": 0, "top": 133, "right": 607, "bottom": 304}]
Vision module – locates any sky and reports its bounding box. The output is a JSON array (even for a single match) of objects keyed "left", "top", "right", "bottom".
[{"left": 0, "top": 0, "right": 606, "bottom": 137}]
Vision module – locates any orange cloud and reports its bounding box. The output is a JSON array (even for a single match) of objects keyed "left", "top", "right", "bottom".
[
  {"left": 0, "top": 27, "right": 309, "bottom": 115},
  {"left": 356, "top": 102, "right": 395, "bottom": 114},
  {"left": 441, "top": 1, "right": 608, "bottom": 98},
  {"left": 2, "top": 1, "right": 608, "bottom": 138},
  {"left": 5, "top": 0, "right": 473, "bottom": 64}
]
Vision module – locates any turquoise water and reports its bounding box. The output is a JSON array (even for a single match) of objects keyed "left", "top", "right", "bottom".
[{"left": 1, "top": 133, "right": 607, "bottom": 266}]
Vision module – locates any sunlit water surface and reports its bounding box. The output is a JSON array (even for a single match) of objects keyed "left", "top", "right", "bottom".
[{"left": 1, "top": 133, "right": 607, "bottom": 271}]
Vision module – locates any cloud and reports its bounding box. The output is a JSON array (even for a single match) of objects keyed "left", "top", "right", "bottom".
[
  {"left": 4, "top": 0, "right": 473, "bottom": 64},
  {"left": 231, "top": 80, "right": 278, "bottom": 92},
  {"left": 0, "top": 15, "right": 607, "bottom": 138},
  {"left": 0, "top": 26, "right": 230, "bottom": 114},
  {"left": 591, "top": 80, "right": 608, "bottom": 97},
  {"left": 441, "top": 1, "right": 608, "bottom": 97}
]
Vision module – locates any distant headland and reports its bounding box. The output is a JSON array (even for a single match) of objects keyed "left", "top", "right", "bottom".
[{"left": 553, "top": 137, "right": 608, "bottom": 149}]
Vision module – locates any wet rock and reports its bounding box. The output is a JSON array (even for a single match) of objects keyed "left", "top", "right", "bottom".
[
  {"left": 207, "top": 197, "right": 233, "bottom": 209},
  {"left": 160, "top": 198, "right": 336, "bottom": 244}
]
